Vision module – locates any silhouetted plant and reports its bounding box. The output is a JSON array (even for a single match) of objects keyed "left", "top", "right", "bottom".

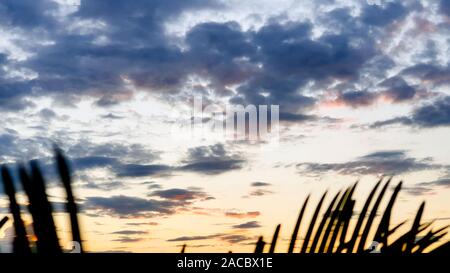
[
  {"left": 1, "top": 166, "right": 31, "bottom": 254},
  {"left": 249, "top": 179, "right": 448, "bottom": 254},
  {"left": 0, "top": 148, "right": 82, "bottom": 253},
  {"left": 0, "top": 216, "right": 8, "bottom": 231}
]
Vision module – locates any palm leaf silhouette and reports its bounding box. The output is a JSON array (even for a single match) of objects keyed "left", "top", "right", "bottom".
[
  {"left": 248, "top": 179, "right": 448, "bottom": 254},
  {"left": 287, "top": 195, "right": 309, "bottom": 253}
]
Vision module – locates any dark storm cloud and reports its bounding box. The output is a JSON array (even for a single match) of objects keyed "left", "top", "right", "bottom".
[
  {"left": 67, "top": 140, "right": 160, "bottom": 162},
  {"left": 0, "top": 82, "right": 34, "bottom": 111},
  {"left": 179, "top": 144, "right": 245, "bottom": 175},
  {"left": 0, "top": 0, "right": 58, "bottom": 28},
  {"left": 278, "top": 112, "right": 318, "bottom": 122},
  {"left": 361, "top": 2, "right": 407, "bottom": 26},
  {"left": 0, "top": 133, "right": 49, "bottom": 162},
  {"left": 401, "top": 64, "right": 450, "bottom": 87},
  {"left": 116, "top": 164, "right": 172, "bottom": 177},
  {"left": 0, "top": 0, "right": 374, "bottom": 117},
  {"left": 38, "top": 108, "right": 57, "bottom": 120},
  {"left": 251, "top": 182, "right": 271, "bottom": 187},
  {"left": 402, "top": 97, "right": 450, "bottom": 127},
  {"left": 66, "top": 140, "right": 173, "bottom": 178},
  {"left": 84, "top": 195, "right": 178, "bottom": 217},
  {"left": 74, "top": 0, "right": 221, "bottom": 46},
  {"left": 232, "top": 221, "right": 261, "bottom": 229},
  {"left": 369, "top": 117, "right": 414, "bottom": 128},
  {"left": 85, "top": 186, "right": 215, "bottom": 218},
  {"left": 149, "top": 188, "right": 213, "bottom": 202},
  {"left": 336, "top": 90, "right": 378, "bottom": 108},
  {"left": 185, "top": 21, "right": 257, "bottom": 89},
  {"left": 73, "top": 156, "right": 119, "bottom": 170},
  {"left": 370, "top": 96, "right": 450, "bottom": 128},
  {"left": 231, "top": 19, "right": 377, "bottom": 115},
  {"left": 296, "top": 150, "right": 445, "bottom": 176},
  {"left": 329, "top": 76, "right": 419, "bottom": 108},
  {"left": 69, "top": 142, "right": 244, "bottom": 178},
  {"left": 440, "top": 0, "right": 450, "bottom": 16},
  {"left": 379, "top": 77, "right": 417, "bottom": 102},
  {"left": 0, "top": 0, "right": 222, "bottom": 109}
]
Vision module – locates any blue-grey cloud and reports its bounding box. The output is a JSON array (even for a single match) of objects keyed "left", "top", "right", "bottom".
[
  {"left": 0, "top": 0, "right": 427, "bottom": 124},
  {"left": 0, "top": 0, "right": 58, "bottom": 28},
  {"left": 84, "top": 195, "right": 178, "bottom": 217},
  {"left": 441, "top": 0, "right": 450, "bottom": 16},
  {"left": 370, "top": 96, "right": 450, "bottom": 128},
  {"left": 149, "top": 188, "right": 213, "bottom": 201},
  {"left": 401, "top": 64, "right": 450, "bottom": 87},
  {"left": 336, "top": 90, "right": 378, "bottom": 108},
  {"left": 0, "top": 0, "right": 222, "bottom": 110},
  {"left": 179, "top": 144, "right": 245, "bottom": 175},
  {"left": 404, "top": 176, "right": 450, "bottom": 196},
  {"left": 379, "top": 76, "right": 417, "bottom": 102},
  {"left": 232, "top": 221, "right": 261, "bottom": 229},
  {"left": 251, "top": 182, "right": 271, "bottom": 187},
  {"left": 112, "top": 236, "right": 144, "bottom": 243},
  {"left": 111, "top": 230, "right": 147, "bottom": 235},
  {"left": 73, "top": 156, "right": 119, "bottom": 170},
  {"left": 296, "top": 150, "right": 446, "bottom": 176},
  {"left": 167, "top": 234, "right": 221, "bottom": 242},
  {"left": 116, "top": 164, "right": 172, "bottom": 177},
  {"left": 361, "top": 2, "right": 407, "bottom": 26}
]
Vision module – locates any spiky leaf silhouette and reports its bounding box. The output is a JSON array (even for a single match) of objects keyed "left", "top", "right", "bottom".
[
  {"left": 55, "top": 147, "right": 83, "bottom": 253},
  {"left": 288, "top": 195, "right": 309, "bottom": 253},
  {"left": 300, "top": 191, "right": 327, "bottom": 253},
  {"left": 269, "top": 224, "right": 281, "bottom": 253},
  {"left": 0, "top": 216, "right": 8, "bottom": 230},
  {"left": 1, "top": 166, "right": 31, "bottom": 254},
  {"left": 250, "top": 178, "right": 448, "bottom": 254},
  {"left": 309, "top": 190, "right": 341, "bottom": 253}
]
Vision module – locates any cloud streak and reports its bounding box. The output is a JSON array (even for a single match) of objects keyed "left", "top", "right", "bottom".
[{"left": 296, "top": 150, "right": 446, "bottom": 176}]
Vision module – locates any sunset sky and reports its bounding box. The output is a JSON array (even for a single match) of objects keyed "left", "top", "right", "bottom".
[{"left": 0, "top": 0, "right": 449, "bottom": 253}]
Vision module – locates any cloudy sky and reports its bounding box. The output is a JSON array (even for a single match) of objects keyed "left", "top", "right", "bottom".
[{"left": 0, "top": 0, "right": 449, "bottom": 252}]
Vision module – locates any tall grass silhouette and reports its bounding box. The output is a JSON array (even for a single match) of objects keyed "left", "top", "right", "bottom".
[
  {"left": 0, "top": 148, "right": 82, "bottom": 253},
  {"left": 0, "top": 150, "right": 448, "bottom": 253}
]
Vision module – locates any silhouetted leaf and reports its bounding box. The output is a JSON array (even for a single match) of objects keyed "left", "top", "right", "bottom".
[
  {"left": 269, "top": 224, "right": 281, "bottom": 253},
  {"left": 288, "top": 195, "right": 309, "bottom": 253},
  {"left": 310, "top": 191, "right": 341, "bottom": 253},
  {"left": 55, "top": 147, "right": 83, "bottom": 253},
  {"left": 300, "top": 191, "right": 327, "bottom": 253},
  {"left": 1, "top": 166, "right": 31, "bottom": 254},
  {"left": 357, "top": 179, "right": 391, "bottom": 252}
]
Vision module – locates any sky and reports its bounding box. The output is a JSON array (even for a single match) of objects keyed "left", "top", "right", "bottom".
[{"left": 0, "top": 0, "right": 449, "bottom": 253}]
